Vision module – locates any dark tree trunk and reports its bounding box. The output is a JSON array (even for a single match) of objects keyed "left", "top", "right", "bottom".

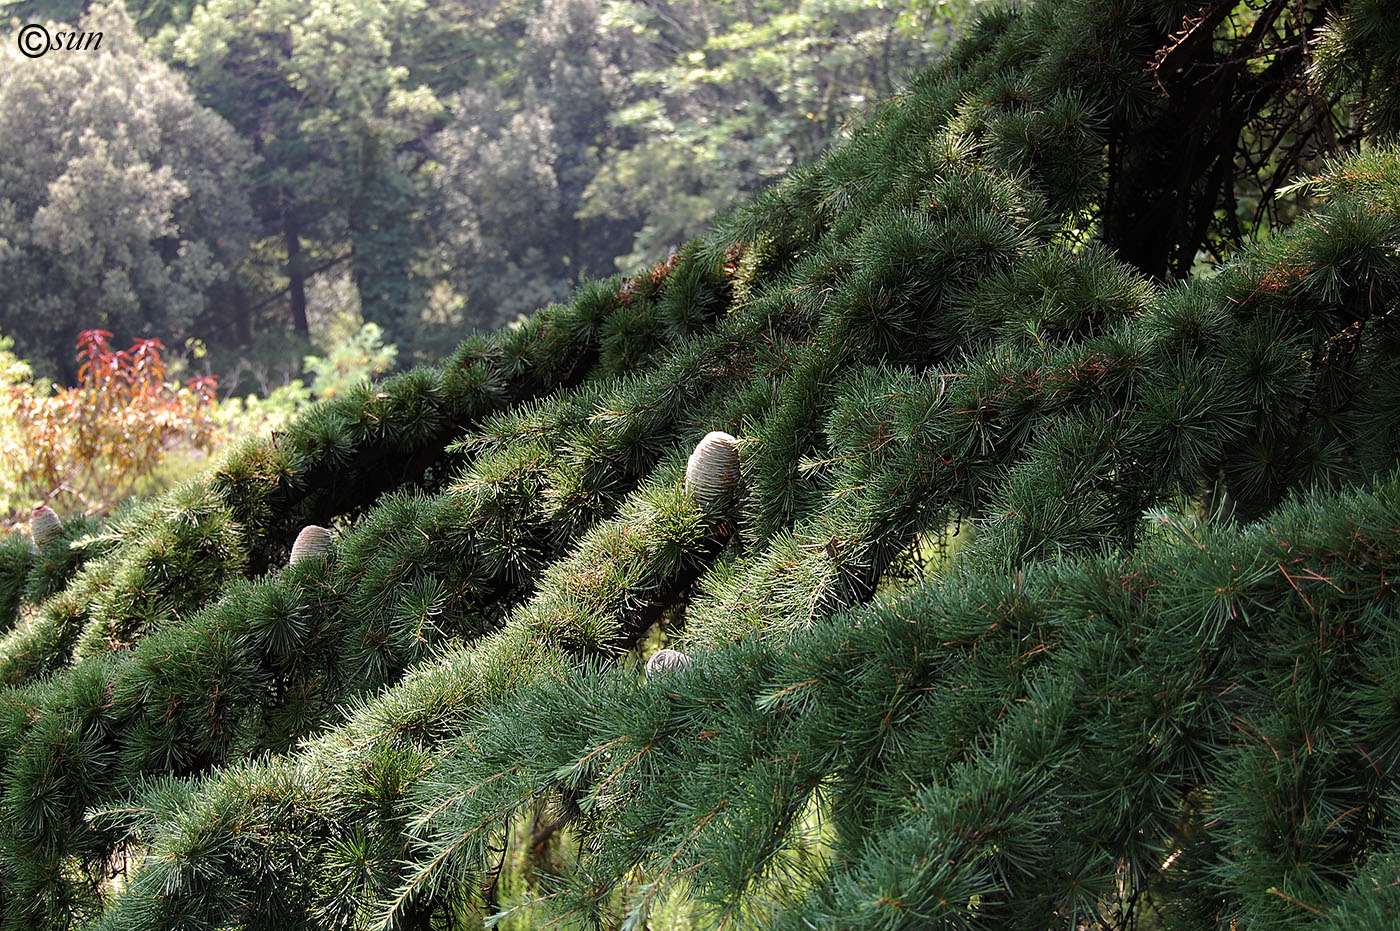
[
  {"left": 1102, "top": 0, "right": 1341, "bottom": 280},
  {"left": 283, "top": 205, "right": 309, "bottom": 337},
  {"left": 232, "top": 283, "right": 253, "bottom": 346},
  {"left": 215, "top": 279, "right": 254, "bottom": 346}
]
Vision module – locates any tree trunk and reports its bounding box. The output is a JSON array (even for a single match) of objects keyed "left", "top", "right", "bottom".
[
  {"left": 1103, "top": 0, "right": 1340, "bottom": 280},
  {"left": 284, "top": 204, "right": 309, "bottom": 337},
  {"left": 233, "top": 283, "right": 252, "bottom": 346}
]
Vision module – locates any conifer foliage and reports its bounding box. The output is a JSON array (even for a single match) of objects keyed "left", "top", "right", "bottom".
[{"left": 3, "top": 2, "right": 1400, "bottom": 929}]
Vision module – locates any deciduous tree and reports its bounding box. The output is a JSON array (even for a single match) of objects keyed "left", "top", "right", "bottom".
[{"left": 0, "top": 2, "right": 255, "bottom": 378}]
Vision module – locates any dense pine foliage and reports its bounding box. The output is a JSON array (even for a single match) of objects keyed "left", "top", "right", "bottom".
[{"left": 2, "top": 1, "right": 1400, "bottom": 928}]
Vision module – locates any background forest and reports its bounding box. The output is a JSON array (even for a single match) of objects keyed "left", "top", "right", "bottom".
[{"left": 2, "top": 0, "right": 1400, "bottom": 930}]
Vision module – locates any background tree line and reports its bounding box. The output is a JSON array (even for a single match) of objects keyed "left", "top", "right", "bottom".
[{"left": 0, "top": 0, "right": 959, "bottom": 387}]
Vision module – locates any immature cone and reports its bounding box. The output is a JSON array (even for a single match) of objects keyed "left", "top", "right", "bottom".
[
  {"left": 685, "top": 431, "right": 740, "bottom": 510},
  {"left": 30, "top": 505, "right": 63, "bottom": 550},
  {"left": 646, "top": 648, "right": 691, "bottom": 678},
  {"left": 289, "top": 525, "right": 333, "bottom": 565}
]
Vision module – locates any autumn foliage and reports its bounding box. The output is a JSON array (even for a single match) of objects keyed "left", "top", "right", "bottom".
[{"left": 1, "top": 330, "right": 217, "bottom": 518}]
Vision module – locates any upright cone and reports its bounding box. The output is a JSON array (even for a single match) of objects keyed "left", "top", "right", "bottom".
[
  {"left": 289, "top": 525, "right": 333, "bottom": 565},
  {"left": 685, "top": 431, "right": 739, "bottom": 510},
  {"left": 30, "top": 505, "right": 63, "bottom": 550},
  {"left": 646, "top": 648, "right": 691, "bottom": 678}
]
